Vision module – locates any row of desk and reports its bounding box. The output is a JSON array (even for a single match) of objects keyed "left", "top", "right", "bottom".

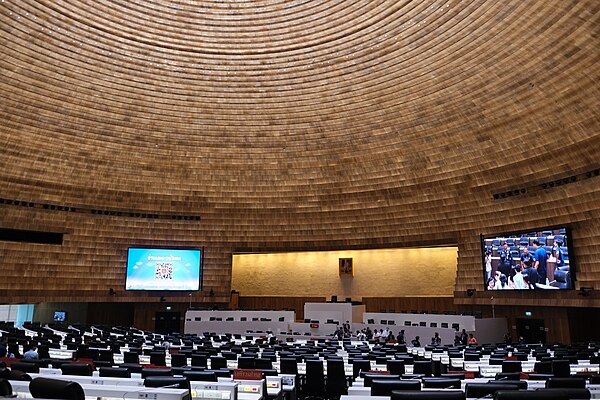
[{"left": 9, "top": 370, "right": 297, "bottom": 400}]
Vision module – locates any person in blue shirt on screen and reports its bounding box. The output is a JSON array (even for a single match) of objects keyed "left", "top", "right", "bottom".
[
  {"left": 533, "top": 240, "right": 548, "bottom": 285},
  {"left": 553, "top": 239, "right": 566, "bottom": 268},
  {"left": 520, "top": 247, "right": 534, "bottom": 269}
]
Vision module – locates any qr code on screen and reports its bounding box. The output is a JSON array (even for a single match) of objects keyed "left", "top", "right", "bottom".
[{"left": 155, "top": 262, "right": 173, "bottom": 280}]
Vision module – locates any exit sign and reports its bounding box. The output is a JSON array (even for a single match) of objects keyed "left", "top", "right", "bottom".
[{"left": 524, "top": 311, "right": 532, "bottom": 316}]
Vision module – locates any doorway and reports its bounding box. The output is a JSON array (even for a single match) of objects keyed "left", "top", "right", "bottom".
[
  {"left": 516, "top": 318, "right": 546, "bottom": 344},
  {"left": 155, "top": 312, "right": 181, "bottom": 334}
]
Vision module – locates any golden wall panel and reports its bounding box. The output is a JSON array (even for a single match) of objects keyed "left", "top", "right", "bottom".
[{"left": 232, "top": 248, "right": 458, "bottom": 298}]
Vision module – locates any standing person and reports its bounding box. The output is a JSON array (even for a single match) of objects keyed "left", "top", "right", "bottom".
[
  {"left": 431, "top": 332, "right": 441, "bottom": 346},
  {"left": 533, "top": 240, "right": 548, "bottom": 285},
  {"left": 460, "top": 329, "right": 468, "bottom": 346},
  {"left": 553, "top": 240, "right": 565, "bottom": 268},
  {"left": 485, "top": 250, "right": 493, "bottom": 281},
  {"left": 398, "top": 330, "right": 405, "bottom": 344},
  {"left": 23, "top": 344, "right": 39, "bottom": 360},
  {"left": 343, "top": 320, "right": 351, "bottom": 335},
  {"left": 0, "top": 337, "right": 7, "bottom": 358},
  {"left": 498, "top": 243, "right": 513, "bottom": 277},
  {"left": 512, "top": 264, "right": 527, "bottom": 289}
]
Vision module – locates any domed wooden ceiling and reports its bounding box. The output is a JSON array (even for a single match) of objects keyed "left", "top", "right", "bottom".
[{"left": 1, "top": 0, "right": 599, "bottom": 215}]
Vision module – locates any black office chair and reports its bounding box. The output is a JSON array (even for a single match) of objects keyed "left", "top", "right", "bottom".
[
  {"left": 280, "top": 358, "right": 298, "bottom": 375},
  {"left": 255, "top": 357, "right": 273, "bottom": 370},
  {"left": 0, "top": 379, "right": 12, "bottom": 396},
  {"left": 29, "top": 377, "right": 85, "bottom": 400},
  {"left": 489, "top": 380, "right": 528, "bottom": 390},
  {"left": 210, "top": 356, "right": 227, "bottom": 369},
  {"left": 413, "top": 360, "right": 433, "bottom": 376},
  {"left": 363, "top": 373, "right": 401, "bottom": 387},
  {"left": 98, "top": 367, "right": 131, "bottom": 378},
  {"left": 11, "top": 362, "right": 40, "bottom": 374},
  {"left": 442, "top": 373, "right": 465, "bottom": 380},
  {"left": 422, "top": 377, "right": 461, "bottom": 389},
  {"left": 372, "top": 379, "right": 420, "bottom": 395},
  {"left": 545, "top": 377, "right": 586, "bottom": 388},
  {"left": 495, "top": 372, "right": 521, "bottom": 381},
  {"left": 5, "top": 369, "right": 32, "bottom": 381},
  {"left": 149, "top": 352, "right": 167, "bottom": 367},
  {"left": 533, "top": 361, "right": 553, "bottom": 374},
  {"left": 170, "top": 353, "right": 188, "bottom": 368},
  {"left": 493, "top": 390, "right": 574, "bottom": 400},
  {"left": 465, "top": 383, "right": 519, "bottom": 398},
  {"left": 119, "top": 363, "right": 143, "bottom": 373},
  {"left": 352, "top": 359, "right": 371, "bottom": 378},
  {"left": 189, "top": 354, "right": 206, "bottom": 368},
  {"left": 123, "top": 351, "right": 139, "bottom": 364},
  {"left": 387, "top": 359, "right": 406, "bottom": 375},
  {"left": 144, "top": 376, "right": 190, "bottom": 390},
  {"left": 141, "top": 368, "right": 173, "bottom": 378},
  {"left": 304, "top": 359, "right": 325, "bottom": 397},
  {"left": 325, "top": 359, "right": 347, "bottom": 398},
  {"left": 552, "top": 359, "right": 571, "bottom": 378},
  {"left": 60, "top": 364, "right": 93, "bottom": 377},
  {"left": 183, "top": 370, "right": 217, "bottom": 382},
  {"left": 536, "top": 388, "right": 591, "bottom": 399},
  {"left": 391, "top": 391, "right": 465, "bottom": 400},
  {"left": 503, "top": 360, "right": 522, "bottom": 373},
  {"left": 237, "top": 356, "right": 255, "bottom": 369},
  {"left": 464, "top": 353, "right": 481, "bottom": 361}
]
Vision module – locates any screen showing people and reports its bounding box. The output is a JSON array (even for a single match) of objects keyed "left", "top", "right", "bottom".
[
  {"left": 482, "top": 227, "right": 573, "bottom": 290},
  {"left": 125, "top": 248, "right": 201, "bottom": 291}
]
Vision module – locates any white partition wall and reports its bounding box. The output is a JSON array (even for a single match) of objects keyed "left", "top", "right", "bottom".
[
  {"left": 304, "top": 302, "right": 364, "bottom": 324},
  {"left": 364, "top": 312, "right": 476, "bottom": 332},
  {"left": 184, "top": 310, "right": 295, "bottom": 335}
]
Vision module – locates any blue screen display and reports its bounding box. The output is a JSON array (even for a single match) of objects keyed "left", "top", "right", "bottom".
[
  {"left": 53, "top": 311, "right": 66, "bottom": 322},
  {"left": 126, "top": 248, "right": 201, "bottom": 291}
]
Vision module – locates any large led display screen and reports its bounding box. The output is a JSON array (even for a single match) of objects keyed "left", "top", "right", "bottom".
[
  {"left": 126, "top": 248, "right": 201, "bottom": 291},
  {"left": 482, "top": 227, "right": 574, "bottom": 290}
]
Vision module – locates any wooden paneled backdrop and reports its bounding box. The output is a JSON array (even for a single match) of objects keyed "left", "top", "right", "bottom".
[{"left": 1, "top": 0, "right": 600, "bottom": 342}]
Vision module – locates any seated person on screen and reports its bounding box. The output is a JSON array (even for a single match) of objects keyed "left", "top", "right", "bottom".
[
  {"left": 520, "top": 247, "right": 535, "bottom": 269},
  {"left": 411, "top": 336, "right": 421, "bottom": 347},
  {"left": 494, "top": 271, "right": 509, "bottom": 290},
  {"left": 523, "top": 264, "right": 540, "bottom": 289},
  {"left": 23, "top": 345, "right": 39, "bottom": 360},
  {"left": 511, "top": 265, "right": 528, "bottom": 289}
]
